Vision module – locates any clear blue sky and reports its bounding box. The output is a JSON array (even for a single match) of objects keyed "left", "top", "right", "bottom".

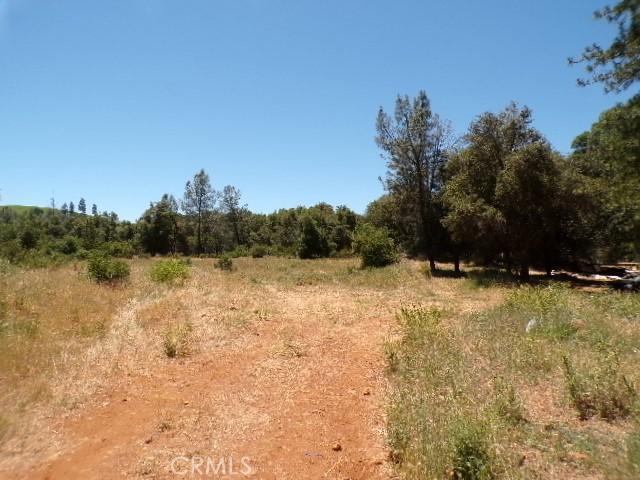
[{"left": 0, "top": 0, "right": 635, "bottom": 220}]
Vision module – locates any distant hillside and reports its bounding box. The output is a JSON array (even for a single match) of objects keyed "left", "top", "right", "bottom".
[{"left": 1, "top": 205, "right": 54, "bottom": 215}]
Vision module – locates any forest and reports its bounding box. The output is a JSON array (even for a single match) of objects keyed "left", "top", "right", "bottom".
[{"left": 1, "top": 91, "right": 638, "bottom": 278}]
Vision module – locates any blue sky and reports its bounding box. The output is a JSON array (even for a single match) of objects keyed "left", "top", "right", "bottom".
[{"left": 0, "top": 0, "right": 635, "bottom": 220}]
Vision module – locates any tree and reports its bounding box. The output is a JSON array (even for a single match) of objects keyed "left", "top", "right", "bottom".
[
  {"left": 139, "top": 194, "right": 180, "bottom": 255},
  {"left": 570, "top": 0, "right": 640, "bottom": 92},
  {"left": 376, "top": 91, "right": 454, "bottom": 269},
  {"left": 69, "top": 201, "right": 75, "bottom": 214},
  {"left": 78, "top": 198, "right": 87, "bottom": 214},
  {"left": 443, "top": 104, "right": 549, "bottom": 278},
  {"left": 182, "top": 169, "right": 216, "bottom": 254},
  {"left": 92, "top": 204, "right": 98, "bottom": 216},
  {"left": 494, "top": 144, "right": 562, "bottom": 279},
  {"left": 570, "top": 94, "right": 640, "bottom": 260},
  {"left": 220, "top": 185, "right": 247, "bottom": 246},
  {"left": 61, "top": 203, "right": 69, "bottom": 215},
  {"left": 298, "top": 216, "right": 330, "bottom": 259}
]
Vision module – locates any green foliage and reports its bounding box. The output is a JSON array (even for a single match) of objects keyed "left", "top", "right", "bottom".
[
  {"left": 570, "top": 0, "right": 640, "bottom": 92},
  {"left": 298, "top": 216, "right": 330, "bottom": 259},
  {"left": 149, "top": 258, "right": 189, "bottom": 283},
  {"left": 563, "top": 351, "right": 637, "bottom": 421},
  {"left": 376, "top": 91, "right": 452, "bottom": 262},
  {"left": 452, "top": 424, "right": 494, "bottom": 480},
  {"left": 87, "top": 253, "right": 130, "bottom": 283},
  {"left": 98, "top": 241, "right": 135, "bottom": 258},
  {"left": 352, "top": 223, "right": 397, "bottom": 268},
  {"left": 571, "top": 94, "right": 640, "bottom": 261},
  {"left": 216, "top": 255, "right": 234, "bottom": 271}
]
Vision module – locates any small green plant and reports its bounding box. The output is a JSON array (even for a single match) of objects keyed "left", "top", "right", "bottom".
[
  {"left": 251, "top": 245, "right": 268, "bottom": 258},
  {"left": 627, "top": 430, "right": 640, "bottom": 475},
  {"left": 352, "top": 223, "right": 397, "bottom": 268},
  {"left": 216, "top": 255, "right": 234, "bottom": 271},
  {"left": 150, "top": 259, "right": 189, "bottom": 283},
  {"left": 563, "top": 351, "right": 637, "bottom": 420},
  {"left": 87, "top": 253, "right": 130, "bottom": 283},
  {"left": 162, "top": 322, "right": 192, "bottom": 358},
  {"left": 451, "top": 424, "right": 494, "bottom": 480},
  {"left": 492, "top": 378, "right": 527, "bottom": 425}
]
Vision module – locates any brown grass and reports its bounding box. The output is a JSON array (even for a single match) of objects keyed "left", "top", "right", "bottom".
[{"left": 0, "top": 257, "right": 638, "bottom": 479}]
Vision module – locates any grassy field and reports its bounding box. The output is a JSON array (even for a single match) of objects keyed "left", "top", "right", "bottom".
[{"left": 0, "top": 257, "right": 638, "bottom": 479}]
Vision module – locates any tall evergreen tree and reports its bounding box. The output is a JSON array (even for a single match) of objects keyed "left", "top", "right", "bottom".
[
  {"left": 182, "top": 169, "right": 215, "bottom": 254},
  {"left": 78, "top": 198, "right": 87, "bottom": 214},
  {"left": 375, "top": 91, "right": 454, "bottom": 269}
]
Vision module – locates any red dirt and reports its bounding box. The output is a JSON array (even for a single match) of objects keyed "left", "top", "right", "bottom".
[{"left": 4, "top": 286, "right": 392, "bottom": 480}]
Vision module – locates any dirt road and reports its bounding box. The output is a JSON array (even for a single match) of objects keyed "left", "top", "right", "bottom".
[{"left": 8, "top": 278, "right": 393, "bottom": 479}]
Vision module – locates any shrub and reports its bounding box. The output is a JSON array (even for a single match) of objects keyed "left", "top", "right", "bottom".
[
  {"left": 216, "top": 255, "right": 234, "bottom": 271},
  {"left": 87, "top": 253, "right": 130, "bottom": 283},
  {"left": 150, "top": 259, "right": 189, "bottom": 283},
  {"left": 563, "top": 352, "right": 637, "bottom": 420},
  {"left": 99, "top": 241, "right": 135, "bottom": 258},
  {"left": 163, "top": 322, "right": 192, "bottom": 358},
  {"left": 352, "top": 223, "right": 397, "bottom": 268},
  {"left": 298, "top": 216, "right": 330, "bottom": 259},
  {"left": 451, "top": 424, "right": 494, "bottom": 480},
  {"left": 56, "top": 235, "right": 79, "bottom": 255},
  {"left": 492, "top": 378, "right": 526, "bottom": 425},
  {"left": 251, "top": 245, "right": 268, "bottom": 258}
]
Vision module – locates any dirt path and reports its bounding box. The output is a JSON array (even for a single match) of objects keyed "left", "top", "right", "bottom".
[{"left": 9, "top": 284, "right": 392, "bottom": 480}]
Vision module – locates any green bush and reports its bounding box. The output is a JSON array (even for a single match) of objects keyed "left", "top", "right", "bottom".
[
  {"left": 99, "top": 241, "right": 135, "bottom": 258},
  {"left": 352, "top": 223, "right": 397, "bottom": 268},
  {"left": 87, "top": 253, "right": 130, "bottom": 283},
  {"left": 452, "top": 424, "right": 494, "bottom": 480},
  {"left": 251, "top": 245, "right": 268, "bottom": 258},
  {"left": 56, "top": 235, "right": 79, "bottom": 255},
  {"left": 150, "top": 259, "right": 189, "bottom": 283},
  {"left": 216, "top": 255, "right": 234, "bottom": 271}
]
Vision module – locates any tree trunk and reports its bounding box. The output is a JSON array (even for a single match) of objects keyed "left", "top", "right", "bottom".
[
  {"left": 429, "top": 256, "right": 436, "bottom": 271},
  {"left": 519, "top": 264, "right": 530, "bottom": 281},
  {"left": 454, "top": 253, "right": 460, "bottom": 275}
]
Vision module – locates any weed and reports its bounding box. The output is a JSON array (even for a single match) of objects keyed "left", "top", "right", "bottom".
[
  {"left": 492, "top": 378, "right": 527, "bottom": 425},
  {"left": 150, "top": 258, "right": 189, "bottom": 283},
  {"left": 216, "top": 255, "right": 234, "bottom": 271},
  {"left": 163, "top": 322, "right": 192, "bottom": 358},
  {"left": 563, "top": 351, "right": 637, "bottom": 420},
  {"left": 87, "top": 253, "right": 130, "bottom": 283}
]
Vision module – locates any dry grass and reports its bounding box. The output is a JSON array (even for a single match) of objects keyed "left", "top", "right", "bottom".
[
  {"left": 1, "top": 257, "right": 638, "bottom": 479},
  {"left": 386, "top": 281, "right": 640, "bottom": 479}
]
